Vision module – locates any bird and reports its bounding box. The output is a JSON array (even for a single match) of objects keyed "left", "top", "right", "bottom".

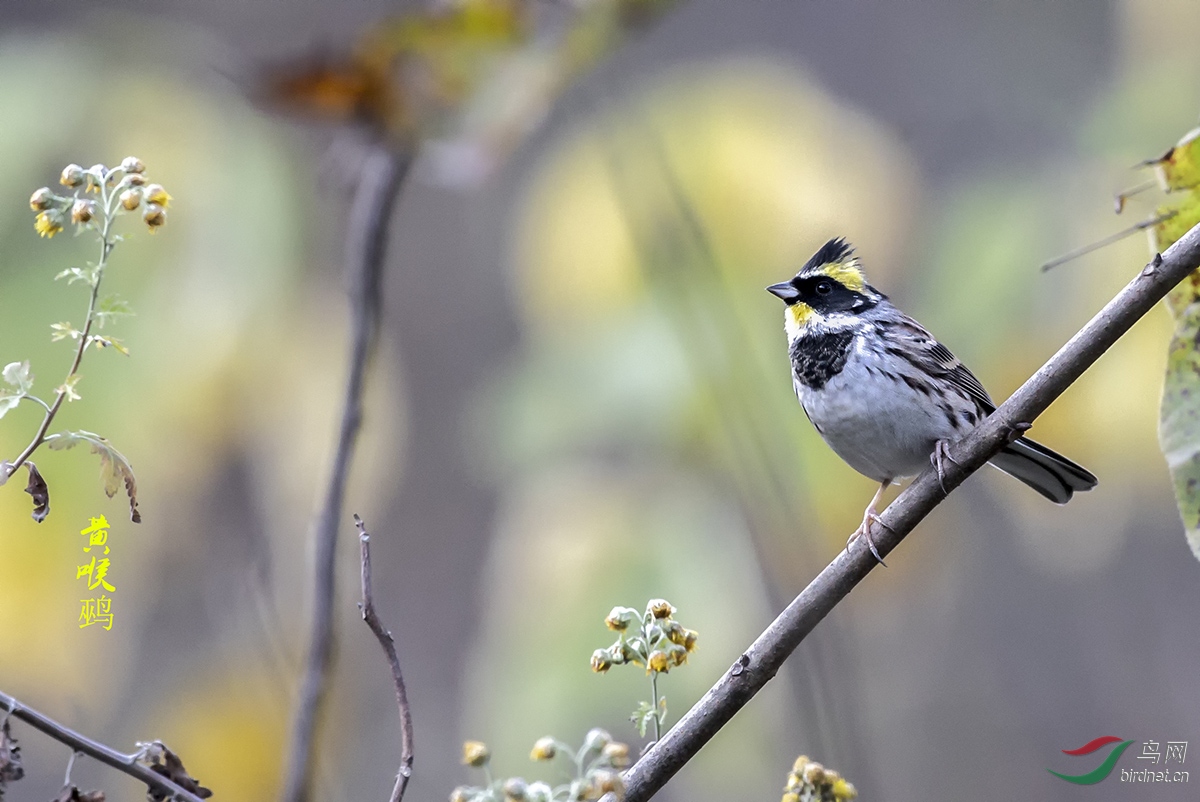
[{"left": 767, "top": 237, "right": 1097, "bottom": 562}]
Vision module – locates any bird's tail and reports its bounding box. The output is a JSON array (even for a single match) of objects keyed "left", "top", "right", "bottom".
[{"left": 987, "top": 437, "right": 1098, "bottom": 504}]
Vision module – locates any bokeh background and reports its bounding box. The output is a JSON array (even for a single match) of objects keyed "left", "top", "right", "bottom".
[{"left": 1, "top": 1, "right": 1199, "bottom": 800}]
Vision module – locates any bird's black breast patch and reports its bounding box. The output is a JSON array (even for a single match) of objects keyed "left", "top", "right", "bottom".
[{"left": 790, "top": 330, "right": 855, "bottom": 390}]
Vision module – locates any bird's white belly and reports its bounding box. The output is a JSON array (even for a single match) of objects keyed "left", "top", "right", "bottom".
[{"left": 798, "top": 349, "right": 959, "bottom": 482}]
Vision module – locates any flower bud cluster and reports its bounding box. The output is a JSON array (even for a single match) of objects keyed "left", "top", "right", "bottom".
[
  {"left": 591, "top": 599, "right": 697, "bottom": 677},
  {"left": 781, "top": 755, "right": 857, "bottom": 802},
  {"left": 29, "top": 159, "right": 170, "bottom": 239},
  {"left": 451, "top": 730, "right": 631, "bottom": 802}
]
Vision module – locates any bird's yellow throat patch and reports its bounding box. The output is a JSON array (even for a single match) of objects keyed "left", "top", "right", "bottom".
[{"left": 785, "top": 302, "right": 815, "bottom": 337}]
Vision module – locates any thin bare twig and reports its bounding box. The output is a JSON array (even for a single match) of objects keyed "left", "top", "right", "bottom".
[
  {"left": 281, "top": 144, "right": 413, "bottom": 802},
  {"left": 620, "top": 222, "right": 1200, "bottom": 801},
  {"left": 353, "top": 514, "right": 414, "bottom": 802},
  {"left": 1040, "top": 212, "right": 1175, "bottom": 272},
  {"left": 0, "top": 690, "right": 207, "bottom": 802}
]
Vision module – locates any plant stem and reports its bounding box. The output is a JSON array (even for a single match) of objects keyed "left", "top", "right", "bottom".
[
  {"left": 281, "top": 144, "right": 412, "bottom": 802},
  {"left": 650, "top": 671, "right": 661, "bottom": 742},
  {"left": 4, "top": 184, "right": 115, "bottom": 478}
]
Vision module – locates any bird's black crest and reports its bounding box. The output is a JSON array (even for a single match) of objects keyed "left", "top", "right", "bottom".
[
  {"left": 796, "top": 236, "right": 854, "bottom": 273},
  {"left": 801, "top": 238, "right": 855, "bottom": 274}
]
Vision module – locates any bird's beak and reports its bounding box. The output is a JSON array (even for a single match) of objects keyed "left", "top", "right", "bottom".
[{"left": 766, "top": 282, "right": 800, "bottom": 303}]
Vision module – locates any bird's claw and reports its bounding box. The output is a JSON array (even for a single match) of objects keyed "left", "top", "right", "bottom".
[
  {"left": 849, "top": 510, "right": 890, "bottom": 566},
  {"left": 931, "top": 439, "right": 960, "bottom": 494}
]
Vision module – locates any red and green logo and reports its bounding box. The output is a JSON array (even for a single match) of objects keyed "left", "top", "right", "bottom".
[{"left": 1049, "top": 736, "right": 1136, "bottom": 784}]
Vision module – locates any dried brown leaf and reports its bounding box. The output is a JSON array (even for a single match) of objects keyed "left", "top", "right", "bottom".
[
  {"left": 140, "top": 742, "right": 211, "bottom": 801},
  {"left": 25, "top": 462, "right": 49, "bottom": 523},
  {"left": 50, "top": 785, "right": 106, "bottom": 802},
  {"left": 0, "top": 720, "right": 25, "bottom": 797}
]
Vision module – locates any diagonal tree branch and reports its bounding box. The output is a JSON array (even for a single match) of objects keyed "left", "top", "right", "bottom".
[
  {"left": 620, "top": 221, "right": 1200, "bottom": 802},
  {"left": 282, "top": 143, "right": 413, "bottom": 802},
  {"left": 0, "top": 690, "right": 208, "bottom": 802},
  {"left": 353, "top": 514, "right": 414, "bottom": 802}
]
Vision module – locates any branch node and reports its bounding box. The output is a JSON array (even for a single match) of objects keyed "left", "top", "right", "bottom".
[
  {"left": 730, "top": 654, "right": 751, "bottom": 677},
  {"left": 1144, "top": 252, "right": 1164, "bottom": 275},
  {"left": 1003, "top": 421, "right": 1033, "bottom": 443}
]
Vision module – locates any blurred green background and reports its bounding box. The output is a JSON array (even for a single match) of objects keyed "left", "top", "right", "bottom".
[{"left": 1, "top": 1, "right": 1199, "bottom": 800}]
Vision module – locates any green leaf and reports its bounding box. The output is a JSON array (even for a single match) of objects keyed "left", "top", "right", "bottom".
[
  {"left": 1144, "top": 126, "right": 1200, "bottom": 192},
  {"left": 44, "top": 430, "right": 141, "bottom": 523},
  {"left": 1145, "top": 127, "right": 1200, "bottom": 563},
  {"left": 2, "top": 361, "right": 33, "bottom": 393},
  {"left": 630, "top": 701, "right": 656, "bottom": 738},
  {"left": 1161, "top": 302, "right": 1200, "bottom": 562},
  {"left": 50, "top": 322, "right": 82, "bottom": 342},
  {"left": 0, "top": 391, "right": 20, "bottom": 420},
  {"left": 93, "top": 295, "right": 133, "bottom": 329},
  {"left": 54, "top": 266, "right": 97, "bottom": 285},
  {"left": 57, "top": 375, "right": 81, "bottom": 402}
]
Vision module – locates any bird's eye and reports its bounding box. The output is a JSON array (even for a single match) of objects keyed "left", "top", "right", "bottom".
[{"left": 815, "top": 280, "right": 833, "bottom": 295}]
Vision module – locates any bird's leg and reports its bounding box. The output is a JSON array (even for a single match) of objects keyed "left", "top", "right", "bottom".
[
  {"left": 931, "top": 439, "right": 960, "bottom": 493},
  {"left": 848, "top": 480, "right": 891, "bottom": 565}
]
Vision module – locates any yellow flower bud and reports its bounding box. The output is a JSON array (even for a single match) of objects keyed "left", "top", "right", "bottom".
[
  {"left": 35, "top": 210, "right": 64, "bottom": 238},
  {"left": 120, "top": 188, "right": 143, "bottom": 210},
  {"left": 683, "top": 629, "right": 698, "bottom": 653},
  {"left": 60, "top": 164, "right": 85, "bottom": 187},
  {"left": 792, "top": 756, "right": 810, "bottom": 774},
  {"left": 830, "top": 778, "right": 857, "bottom": 800},
  {"left": 530, "top": 737, "right": 556, "bottom": 761},
  {"left": 648, "top": 599, "right": 674, "bottom": 620},
  {"left": 121, "top": 156, "right": 146, "bottom": 174},
  {"left": 605, "top": 607, "right": 632, "bottom": 631},
  {"left": 667, "top": 643, "right": 688, "bottom": 667},
  {"left": 29, "top": 187, "right": 54, "bottom": 211},
  {"left": 590, "top": 649, "right": 612, "bottom": 673},
  {"left": 71, "top": 199, "right": 96, "bottom": 224},
  {"left": 126, "top": 172, "right": 147, "bottom": 186},
  {"left": 144, "top": 183, "right": 171, "bottom": 208},
  {"left": 143, "top": 203, "right": 166, "bottom": 232},
  {"left": 647, "top": 650, "right": 670, "bottom": 673},
  {"left": 601, "top": 741, "right": 629, "bottom": 769},
  {"left": 461, "top": 740, "right": 490, "bottom": 768},
  {"left": 781, "top": 794, "right": 800, "bottom": 802},
  {"left": 450, "top": 786, "right": 472, "bottom": 802}
]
